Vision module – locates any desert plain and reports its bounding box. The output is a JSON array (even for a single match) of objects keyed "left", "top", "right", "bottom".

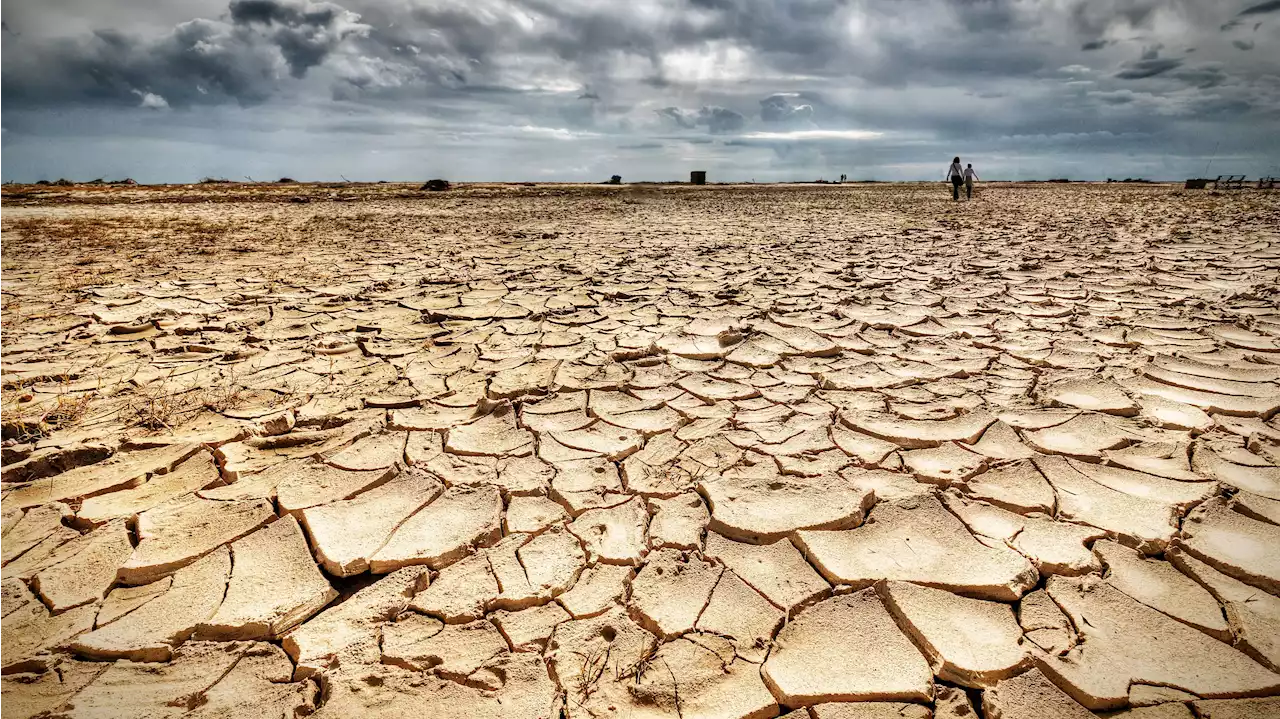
[{"left": 1, "top": 181, "right": 1279, "bottom": 718}]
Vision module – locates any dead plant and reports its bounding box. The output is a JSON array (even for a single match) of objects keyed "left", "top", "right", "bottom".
[
  {"left": 570, "top": 648, "right": 610, "bottom": 705},
  {"left": 614, "top": 639, "right": 660, "bottom": 684},
  {"left": 41, "top": 393, "right": 94, "bottom": 429},
  {"left": 123, "top": 384, "right": 202, "bottom": 430},
  {"left": 201, "top": 383, "right": 247, "bottom": 413}
]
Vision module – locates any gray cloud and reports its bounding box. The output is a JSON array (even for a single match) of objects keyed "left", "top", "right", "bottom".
[
  {"left": 657, "top": 107, "right": 697, "bottom": 130},
  {"left": 1173, "top": 63, "right": 1230, "bottom": 88},
  {"left": 1069, "top": 0, "right": 1162, "bottom": 37},
  {"left": 1240, "top": 0, "right": 1280, "bottom": 16},
  {"left": 699, "top": 106, "right": 746, "bottom": 133},
  {"left": 1116, "top": 57, "right": 1184, "bottom": 79},
  {"left": 2, "top": 0, "right": 1278, "bottom": 182},
  {"left": 760, "top": 94, "right": 814, "bottom": 124},
  {"left": 2, "top": 0, "right": 369, "bottom": 107},
  {"left": 230, "top": 0, "right": 366, "bottom": 78},
  {"left": 657, "top": 105, "right": 747, "bottom": 134}
]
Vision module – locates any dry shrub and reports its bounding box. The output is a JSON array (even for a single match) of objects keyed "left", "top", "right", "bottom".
[
  {"left": 7, "top": 217, "right": 115, "bottom": 247},
  {"left": 571, "top": 648, "right": 610, "bottom": 705},
  {"left": 201, "top": 382, "right": 249, "bottom": 413},
  {"left": 41, "top": 393, "right": 95, "bottom": 428},
  {"left": 0, "top": 391, "right": 96, "bottom": 441},
  {"left": 123, "top": 384, "right": 203, "bottom": 430}
]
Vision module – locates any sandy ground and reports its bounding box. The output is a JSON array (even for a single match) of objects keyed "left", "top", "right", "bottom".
[{"left": 2, "top": 182, "right": 1280, "bottom": 718}]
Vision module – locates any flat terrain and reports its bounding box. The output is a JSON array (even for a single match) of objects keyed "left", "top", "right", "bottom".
[{"left": 2, "top": 182, "right": 1280, "bottom": 718}]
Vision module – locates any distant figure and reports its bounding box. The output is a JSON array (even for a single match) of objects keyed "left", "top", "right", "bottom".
[
  {"left": 946, "top": 157, "right": 964, "bottom": 201},
  {"left": 963, "top": 163, "right": 979, "bottom": 199}
]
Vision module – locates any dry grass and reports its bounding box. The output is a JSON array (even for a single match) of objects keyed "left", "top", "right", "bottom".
[
  {"left": 122, "top": 384, "right": 204, "bottom": 430},
  {"left": 570, "top": 648, "right": 610, "bottom": 705},
  {"left": 0, "top": 391, "right": 97, "bottom": 442},
  {"left": 6, "top": 217, "right": 115, "bottom": 246},
  {"left": 201, "top": 383, "right": 248, "bottom": 413},
  {"left": 614, "top": 639, "right": 660, "bottom": 684},
  {"left": 1, "top": 296, "right": 25, "bottom": 332},
  {"left": 41, "top": 393, "right": 95, "bottom": 428},
  {"left": 55, "top": 267, "right": 110, "bottom": 292}
]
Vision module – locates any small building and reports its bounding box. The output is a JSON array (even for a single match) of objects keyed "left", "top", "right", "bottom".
[
  {"left": 1184, "top": 179, "right": 1209, "bottom": 189},
  {"left": 690, "top": 171, "right": 706, "bottom": 185}
]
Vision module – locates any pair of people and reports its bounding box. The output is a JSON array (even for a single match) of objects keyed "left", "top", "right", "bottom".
[{"left": 946, "top": 157, "right": 979, "bottom": 200}]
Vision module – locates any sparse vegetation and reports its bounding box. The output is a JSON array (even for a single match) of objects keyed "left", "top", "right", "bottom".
[
  {"left": 570, "top": 648, "right": 610, "bottom": 704},
  {"left": 123, "top": 383, "right": 203, "bottom": 430}
]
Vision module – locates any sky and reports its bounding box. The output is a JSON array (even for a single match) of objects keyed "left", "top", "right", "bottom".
[{"left": 2, "top": 0, "right": 1279, "bottom": 183}]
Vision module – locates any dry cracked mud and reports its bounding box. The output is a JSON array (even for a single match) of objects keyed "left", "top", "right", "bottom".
[{"left": 2, "top": 181, "right": 1280, "bottom": 718}]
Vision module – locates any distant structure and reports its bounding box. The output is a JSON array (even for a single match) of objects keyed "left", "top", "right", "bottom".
[
  {"left": 690, "top": 171, "right": 706, "bottom": 185},
  {"left": 1259, "top": 177, "right": 1277, "bottom": 190},
  {"left": 608, "top": 175, "right": 621, "bottom": 184},
  {"left": 1184, "top": 179, "right": 1209, "bottom": 190},
  {"left": 1213, "top": 175, "right": 1246, "bottom": 190},
  {"left": 421, "top": 179, "right": 450, "bottom": 191}
]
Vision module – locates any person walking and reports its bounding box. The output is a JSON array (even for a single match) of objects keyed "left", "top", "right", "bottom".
[
  {"left": 963, "top": 163, "right": 979, "bottom": 199},
  {"left": 946, "top": 157, "right": 964, "bottom": 201}
]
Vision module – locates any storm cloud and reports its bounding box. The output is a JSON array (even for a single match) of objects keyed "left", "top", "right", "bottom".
[
  {"left": 1115, "top": 57, "right": 1184, "bottom": 79},
  {"left": 3, "top": 0, "right": 370, "bottom": 107},
  {"left": 2, "top": 0, "right": 1278, "bottom": 182},
  {"left": 1240, "top": 0, "right": 1280, "bottom": 16},
  {"left": 760, "top": 94, "right": 814, "bottom": 125}
]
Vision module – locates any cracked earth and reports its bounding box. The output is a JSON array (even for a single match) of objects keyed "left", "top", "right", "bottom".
[{"left": 2, "top": 182, "right": 1280, "bottom": 719}]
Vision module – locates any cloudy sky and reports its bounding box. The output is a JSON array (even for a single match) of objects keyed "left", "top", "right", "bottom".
[{"left": 3, "top": 0, "right": 1279, "bottom": 182}]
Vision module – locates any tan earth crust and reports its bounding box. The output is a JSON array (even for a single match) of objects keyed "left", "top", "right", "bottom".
[{"left": 2, "top": 181, "right": 1279, "bottom": 717}]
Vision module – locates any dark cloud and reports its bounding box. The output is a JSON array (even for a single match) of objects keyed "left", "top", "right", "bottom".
[
  {"left": 230, "top": 0, "right": 364, "bottom": 78},
  {"left": 1, "top": 0, "right": 1278, "bottom": 182},
  {"left": 1092, "top": 90, "right": 1136, "bottom": 104},
  {"left": 1172, "top": 63, "right": 1229, "bottom": 88},
  {"left": 656, "top": 105, "right": 746, "bottom": 134},
  {"left": 2, "top": 0, "right": 368, "bottom": 107},
  {"left": 1069, "top": 0, "right": 1161, "bottom": 37},
  {"left": 1115, "top": 57, "right": 1183, "bottom": 79},
  {"left": 657, "top": 107, "right": 697, "bottom": 129},
  {"left": 1240, "top": 0, "right": 1280, "bottom": 16},
  {"left": 759, "top": 94, "right": 814, "bottom": 124},
  {"left": 699, "top": 106, "right": 746, "bottom": 134},
  {"left": 1233, "top": 39, "right": 1255, "bottom": 50}
]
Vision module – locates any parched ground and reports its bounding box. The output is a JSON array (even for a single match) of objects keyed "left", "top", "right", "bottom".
[{"left": 2, "top": 182, "right": 1280, "bottom": 718}]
